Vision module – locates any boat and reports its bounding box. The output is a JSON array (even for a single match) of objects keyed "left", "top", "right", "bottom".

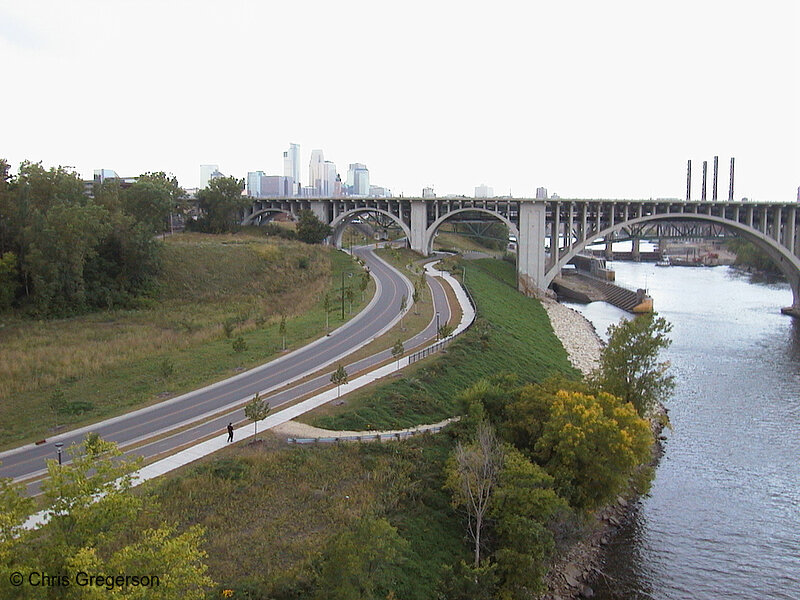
[{"left": 655, "top": 256, "right": 671, "bottom": 267}]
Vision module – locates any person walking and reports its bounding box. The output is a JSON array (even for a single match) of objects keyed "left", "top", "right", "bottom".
[{"left": 227, "top": 422, "right": 234, "bottom": 443}]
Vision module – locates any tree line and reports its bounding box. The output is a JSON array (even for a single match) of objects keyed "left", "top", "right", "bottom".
[
  {"left": 0, "top": 159, "right": 181, "bottom": 316},
  {"left": 441, "top": 313, "right": 674, "bottom": 598},
  {"left": 0, "top": 160, "right": 336, "bottom": 317}
]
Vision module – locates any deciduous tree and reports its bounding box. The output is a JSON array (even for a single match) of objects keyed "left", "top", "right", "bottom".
[
  {"left": 244, "top": 392, "right": 270, "bottom": 440},
  {"left": 195, "top": 176, "right": 247, "bottom": 233},
  {"left": 593, "top": 313, "right": 675, "bottom": 416},
  {"left": 534, "top": 390, "right": 651, "bottom": 510},
  {"left": 296, "top": 209, "right": 332, "bottom": 244},
  {"left": 445, "top": 420, "right": 504, "bottom": 567}
]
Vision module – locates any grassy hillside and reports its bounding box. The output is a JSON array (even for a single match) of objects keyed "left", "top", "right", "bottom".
[
  {"left": 138, "top": 256, "right": 578, "bottom": 597},
  {"left": 304, "top": 257, "right": 577, "bottom": 431},
  {"left": 143, "top": 434, "right": 465, "bottom": 599},
  {"left": 0, "top": 233, "right": 372, "bottom": 448}
]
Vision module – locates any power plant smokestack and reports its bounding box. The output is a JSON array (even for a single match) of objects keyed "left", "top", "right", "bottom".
[
  {"left": 702, "top": 161, "right": 708, "bottom": 201},
  {"left": 686, "top": 159, "right": 692, "bottom": 201},
  {"left": 713, "top": 156, "right": 719, "bottom": 201},
  {"left": 729, "top": 157, "right": 735, "bottom": 201}
]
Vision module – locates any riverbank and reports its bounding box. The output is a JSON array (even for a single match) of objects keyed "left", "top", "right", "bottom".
[{"left": 539, "top": 299, "right": 668, "bottom": 600}]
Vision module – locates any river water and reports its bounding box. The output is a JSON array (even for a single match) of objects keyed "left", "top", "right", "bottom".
[{"left": 564, "top": 262, "right": 800, "bottom": 600}]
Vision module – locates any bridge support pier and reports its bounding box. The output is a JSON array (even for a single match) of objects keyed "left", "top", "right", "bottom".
[
  {"left": 517, "top": 202, "right": 548, "bottom": 297},
  {"left": 604, "top": 236, "right": 614, "bottom": 260},
  {"left": 631, "top": 237, "right": 641, "bottom": 262},
  {"left": 410, "top": 200, "right": 428, "bottom": 255}
]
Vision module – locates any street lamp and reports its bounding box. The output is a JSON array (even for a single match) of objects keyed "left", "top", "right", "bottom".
[
  {"left": 55, "top": 442, "right": 64, "bottom": 465},
  {"left": 436, "top": 311, "right": 440, "bottom": 340}
]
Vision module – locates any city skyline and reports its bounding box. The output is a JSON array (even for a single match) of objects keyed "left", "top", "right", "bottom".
[{"left": 1, "top": 1, "right": 797, "bottom": 201}]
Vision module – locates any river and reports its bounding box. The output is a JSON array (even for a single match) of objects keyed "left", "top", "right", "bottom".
[{"left": 564, "top": 262, "right": 800, "bottom": 600}]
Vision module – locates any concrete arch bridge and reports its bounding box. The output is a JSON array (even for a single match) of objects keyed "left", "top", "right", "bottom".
[{"left": 242, "top": 198, "right": 800, "bottom": 315}]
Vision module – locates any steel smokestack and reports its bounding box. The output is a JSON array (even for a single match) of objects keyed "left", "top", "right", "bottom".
[
  {"left": 713, "top": 156, "right": 719, "bottom": 201},
  {"left": 702, "top": 160, "right": 707, "bottom": 201},
  {"left": 687, "top": 159, "right": 692, "bottom": 201},
  {"left": 729, "top": 157, "right": 735, "bottom": 201}
]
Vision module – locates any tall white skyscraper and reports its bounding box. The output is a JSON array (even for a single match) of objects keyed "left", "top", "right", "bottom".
[
  {"left": 323, "top": 161, "right": 337, "bottom": 197},
  {"left": 309, "top": 150, "right": 325, "bottom": 196},
  {"left": 283, "top": 143, "right": 300, "bottom": 195},
  {"left": 200, "top": 164, "right": 220, "bottom": 189}
]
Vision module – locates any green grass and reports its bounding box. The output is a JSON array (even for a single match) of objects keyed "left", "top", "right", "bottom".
[
  {"left": 141, "top": 433, "right": 467, "bottom": 599},
  {"left": 303, "top": 257, "right": 578, "bottom": 431},
  {"left": 0, "top": 233, "right": 374, "bottom": 448}
]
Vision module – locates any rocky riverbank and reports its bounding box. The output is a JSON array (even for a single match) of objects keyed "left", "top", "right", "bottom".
[
  {"left": 539, "top": 300, "right": 668, "bottom": 600},
  {"left": 540, "top": 298, "right": 603, "bottom": 376}
]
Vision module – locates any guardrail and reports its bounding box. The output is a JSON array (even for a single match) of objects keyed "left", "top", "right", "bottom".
[{"left": 287, "top": 422, "right": 453, "bottom": 444}]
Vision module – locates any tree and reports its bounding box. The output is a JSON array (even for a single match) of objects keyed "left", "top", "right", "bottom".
[
  {"left": 399, "top": 294, "right": 407, "bottom": 330},
  {"left": 593, "top": 313, "right": 675, "bottom": 416},
  {"left": 0, "top": 435, "right": 215, "bottom": 599},
  {"left": 296, "top": 209, "right": 332, "bottom": 244},
  {"left": 195, "top": 176, "right": 247, "bottom": 233},
  {"left": 330, "top": 363, "right": 348, "bottom": 398},
  {"left": 323, "top": 293, "right": 331, "bottom": 333},
  {"left": 315, "top": 517, "right": 408, "bottom": 600},
  {"left": 345, "top": 286, "right": 355, "bottom": 314},
  {"left": 359, "top": 271, "right": 370, "bottom": 301},
  {"left": 438, "top": 322, "right": 454, "bottom": 340},
  {"left": 534, "top": 390, "right": 652, "bottom": 510},
  {"left": 244, "top": 392, "right": 270, "bottom": 440},
  {"left": 0, "top": 251, "right": 18, "bottom": 310},
  {"left": 445, "top": 420, "right": 504, "bottom": 567},
  {"left": 391, "top": 339, "right": 404, "bottom": 368},
  {"left": 279, "top": 314, "right": 287, "bottom": 351},
  {"left": 490, "top": 447, "right": 565, "bottom": 598},
  {"left": 121, "top": 179, "right": 173, "bottom": 235},
  {"left": 412, "top": 286, "right": 420, "bottom": 315}
]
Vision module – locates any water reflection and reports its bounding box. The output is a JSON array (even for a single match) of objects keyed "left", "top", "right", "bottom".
[{"left": 564, "top": 264, "right": 800, "bottom": 600}]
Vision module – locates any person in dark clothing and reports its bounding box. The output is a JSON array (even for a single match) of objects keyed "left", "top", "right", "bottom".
[{"left": 227, "top": 422, "right": 234, "bottom": 443}]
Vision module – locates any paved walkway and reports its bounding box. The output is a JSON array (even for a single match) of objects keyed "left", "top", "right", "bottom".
[{"left": 24, "top": 259, "right": 475, "bottom": 530}]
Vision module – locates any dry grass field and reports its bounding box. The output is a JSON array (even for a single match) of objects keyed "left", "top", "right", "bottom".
[{"left": 0, "top": 233, "right": 373, "bottom": 447}]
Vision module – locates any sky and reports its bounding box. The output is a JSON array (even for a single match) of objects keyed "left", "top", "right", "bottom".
[{"left": 1, "top": 0, "right": 797, "bottom": 201}]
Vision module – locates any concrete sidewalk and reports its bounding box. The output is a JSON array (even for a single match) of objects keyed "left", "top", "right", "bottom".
[{"left": 24, "top": 259, "right": 475, "bottom": 530}]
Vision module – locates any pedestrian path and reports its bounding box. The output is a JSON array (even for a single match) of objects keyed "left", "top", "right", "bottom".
[{"left": 23, "top": 259, "right": 475, "bottom": 530}]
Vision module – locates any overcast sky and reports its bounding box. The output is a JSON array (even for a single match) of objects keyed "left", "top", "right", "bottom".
[{"left": 2, "top": 1, "right": 797, "bottom": 200}]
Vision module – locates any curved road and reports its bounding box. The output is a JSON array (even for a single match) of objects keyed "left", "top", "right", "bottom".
[{"left": 0, "top": 246, "right": 452, "bottom": 493}]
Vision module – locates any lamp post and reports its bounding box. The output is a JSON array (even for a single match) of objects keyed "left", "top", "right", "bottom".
[
  {"left": 55, "top": 442, "right": 64, "bottom": 465},
  {"left": 436, "top": 311, "right": 440, "bottom": 340}
]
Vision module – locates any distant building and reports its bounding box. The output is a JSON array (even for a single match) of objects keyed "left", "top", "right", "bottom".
[
  {"left": 323, "top": 161, "right": 337, "bottom": 197},
  {"left": 535, "top": 187, "right": 548, "bottom": 200},
  {"left": 797, "top": 186, "right": 800, "bottom": 202},
  {"left": 309, "top": 150, "right": 325, "bottom": 196},
  {"left": 347, "top": 163, "right": 370, "bottom": 196},
  {"left": 550, "top": 193, "right": 560, "bottom": 199},
  {"left": 247, "top": 171, "right": 265, "bottom": 197},
  {"left": 283, "top": 143, "right": 300, "bottom": 195},
  {"left": 369, "top": 185, "right": 391, "bottom": 198},
  {"left": 260, "top": 176, "right": 295, "bottom": 197},
  {"left": 200, "top": 164, "right": 221, "bottom": 189},
  {"left": 474, "top": 184, "right": 494, "bottom": 198},
  {"left": 422, "top": 187, "right": 435, "bottom": 198}
]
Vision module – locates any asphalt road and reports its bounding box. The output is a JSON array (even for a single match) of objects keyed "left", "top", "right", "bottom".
[{"left": 0, "top": 246, "right": 452, "bottom": 494}]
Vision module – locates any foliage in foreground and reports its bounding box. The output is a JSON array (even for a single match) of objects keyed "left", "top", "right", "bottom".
[{"left": 0, "top": 435, "right": 213, "bottom": 599}]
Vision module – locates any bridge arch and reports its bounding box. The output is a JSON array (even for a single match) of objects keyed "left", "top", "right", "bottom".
[
  {"left": 242, "top": 208, "right": 293, "bottom": 226},
  {"left": 423, "top": 208, "right": 520, "bottom": 255},
  {"left": 548, "top": 213, "right": 800, "bottom": 308},
  {"left": 330, "top": 208, "right": 412, "bottom": 248}
]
